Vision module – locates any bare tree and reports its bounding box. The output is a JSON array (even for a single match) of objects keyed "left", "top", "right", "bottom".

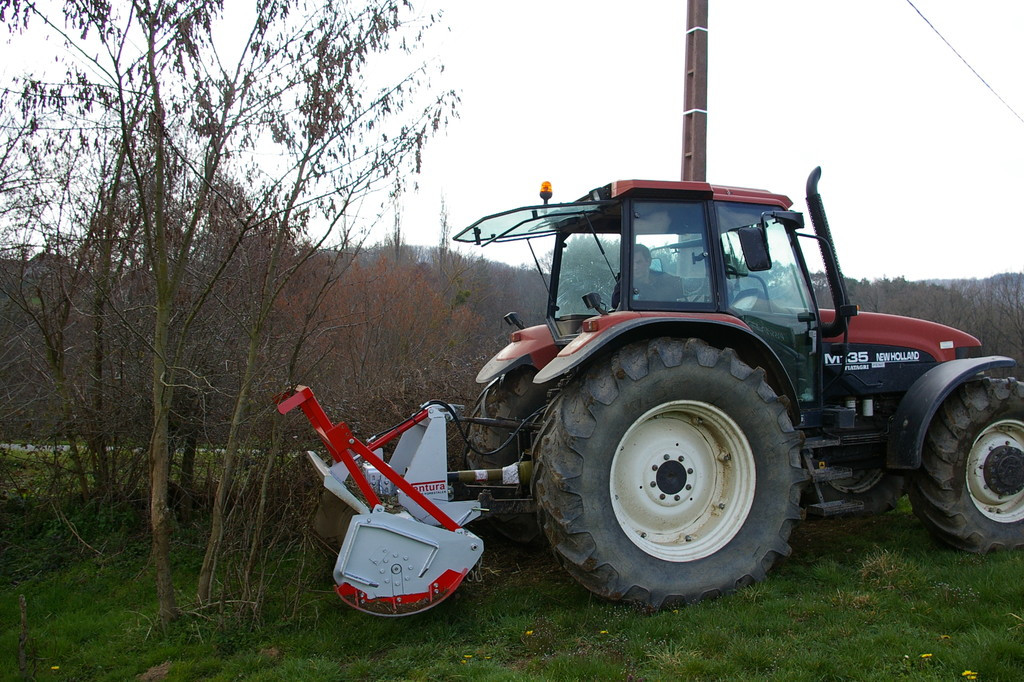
[{"left": 2, "top": 0, "right": 454, "bottom": 625}]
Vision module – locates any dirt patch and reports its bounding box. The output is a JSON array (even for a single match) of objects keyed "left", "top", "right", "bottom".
[
  {"left": 462, "top": 526, "right": 565, "bottom": 595},
  {"left": 138, "top": 661, "right": 171, "bottom": 681}
]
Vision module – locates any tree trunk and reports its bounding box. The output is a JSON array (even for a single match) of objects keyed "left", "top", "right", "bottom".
[
  {"left": 197, "top": 333, "right": 259, "bottom": 603},
  {"left": 150, "top": 302, "right": 179, "bottom": 626},
  {"left": 178, "top": 429, "right": 198, "bottom": 525}
]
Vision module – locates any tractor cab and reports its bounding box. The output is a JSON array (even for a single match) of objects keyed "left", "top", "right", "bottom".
[{"left": 454, "top": 179, "right": 826, "bottom": 407}]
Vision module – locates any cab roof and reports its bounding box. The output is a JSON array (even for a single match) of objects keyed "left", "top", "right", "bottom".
[{"left": 607, "top": 179, "right": 791, "bottom": 208}]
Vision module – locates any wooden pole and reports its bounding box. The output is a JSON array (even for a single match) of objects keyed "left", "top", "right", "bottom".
[{"left": 682, "top": 0, "right": 708, "bottom": 181}]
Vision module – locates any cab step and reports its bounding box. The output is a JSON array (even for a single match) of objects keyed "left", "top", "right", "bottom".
[
  {"left": 805, "top": 499, "right": 865, "bottom": 517},
  {"left": 808, "top": 466, "right": 854, "bottom": 483}
]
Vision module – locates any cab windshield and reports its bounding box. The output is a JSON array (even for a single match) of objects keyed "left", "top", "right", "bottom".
[
  {"left": 452, "top": 201, "right": 614, "bottom": 245},
  {"left": 553, "top": 231, "right": 621, "bottom": 318}
]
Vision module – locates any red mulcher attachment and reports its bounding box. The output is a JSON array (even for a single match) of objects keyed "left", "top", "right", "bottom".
[{"left": 277, "top": 386, "right": 485, "bottom": 616}]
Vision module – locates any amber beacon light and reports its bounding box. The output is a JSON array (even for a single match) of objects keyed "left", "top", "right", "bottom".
[{"left": 539, "top": 181, "right": 553, "bottom": 204}]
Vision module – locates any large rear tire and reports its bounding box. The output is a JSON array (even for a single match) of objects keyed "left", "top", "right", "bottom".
[
  {"left": 533, "top": 337, "right": 804, "bottom": 608},
  {"left": 908, "top": 377, "right": 1024, "bottom": 552},
  {"left": 466, "top": 366, "right": 550, "bottom": 544}
]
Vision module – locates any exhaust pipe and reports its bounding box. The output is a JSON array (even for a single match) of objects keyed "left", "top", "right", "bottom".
[{"left": 806, "top": 167, "right": 855, "bottom": 337}]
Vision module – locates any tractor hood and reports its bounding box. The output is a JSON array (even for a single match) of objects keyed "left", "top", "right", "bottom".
[{"left": 821, "top": 309, "right": 981, "bottom": 362}]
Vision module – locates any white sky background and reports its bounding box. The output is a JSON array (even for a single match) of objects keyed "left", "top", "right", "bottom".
[
  {"left": 2, "top": 1, "right": 1021, "bottom": 281},
  {"left": 401, "top": 0, "right": 1024, "bottom": 281}
]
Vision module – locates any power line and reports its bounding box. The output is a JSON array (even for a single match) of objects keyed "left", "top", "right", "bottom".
[{"left": 905, "top": 0, "right": 1024, "bottom": 127}]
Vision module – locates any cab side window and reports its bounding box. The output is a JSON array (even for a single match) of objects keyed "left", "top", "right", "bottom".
[{"left": 631, "top": 202, "right": 711, "bottom": 307}]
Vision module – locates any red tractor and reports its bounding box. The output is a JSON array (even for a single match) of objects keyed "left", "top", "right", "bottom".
[{"left": 280, "top": 168, "right": 1023, "bottom": 616}]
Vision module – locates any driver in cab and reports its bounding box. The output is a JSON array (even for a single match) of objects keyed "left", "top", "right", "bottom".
[{"left": 631, "top": 243, "right": 682, "bottom": 302}]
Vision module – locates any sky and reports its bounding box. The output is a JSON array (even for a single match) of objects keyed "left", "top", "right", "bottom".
[
  {"left": 398, "top": 0, "right": 1024, "bottom": 281},
  {"left": 2, "top": 1, "right": 1021, "bottom": 281}
]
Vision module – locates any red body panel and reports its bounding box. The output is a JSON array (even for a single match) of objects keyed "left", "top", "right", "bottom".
[
  {"left": 477, "top": 311, "right": 755, "bottom": 384},
  {"left": 611, "top": 179, "right": 792, "bottom": 209},
  {"left": 480, "top": 309, "right": 979, "bottom": 385},
  {"left": 474, "top": 323, "right": 559, "bottom": 383},
  {"left": 821, "top": 309, "right": 980, "bottom": 361},
  {"left": 493, "top": 324, "right": 559, "bottom": 366},
  {"left": 557, "top": 311, "right": 751, "bottom": 359}
]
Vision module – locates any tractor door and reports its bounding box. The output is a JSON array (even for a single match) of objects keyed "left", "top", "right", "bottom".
[
  {"left": 626, "top": 201, "right": 715, "bottom": 310},
  {"left": 719, "top": 216, "right": 820, "bottom": 405}
]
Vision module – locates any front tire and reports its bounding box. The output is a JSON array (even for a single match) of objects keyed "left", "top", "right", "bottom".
[
  {"left": 466, "top": 366, "right": 550, "bottom": 544},
  {"left": 533, "top": 338, "right": 804, "bottom": 608},
  {"left": 908, "top": 377, "right": 1024, "bottom": 552}
]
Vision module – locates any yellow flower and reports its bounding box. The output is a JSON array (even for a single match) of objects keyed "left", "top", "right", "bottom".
[
  {"left": 940, "top": 635, "right": 951, "bottom": 640},
  {"left": 600, "top": 630, "right": 609, "bottom": 634},
  {"left": 51, "top": 667, "right": 60, "bottom": 671},
  {"left": 463, "top": 655, "right": 473, "bottom": 659},
  {"left": 920, "top": 653, "right": 933, "bottom": 659},
  {"left": 525, "top": 630, "right": 534, "bottom": 636},
  {"left": 962, "top": 672, "right": 978, "bottom": 679}
]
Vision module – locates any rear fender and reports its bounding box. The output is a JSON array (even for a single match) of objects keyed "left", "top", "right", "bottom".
[
  {"left": 886, "top": 356, "right": 1016, "bottom": 469},
  {"left": 532, "top": 313, "right": 801, "bottom": 421},
  {"left": 475, "top": 324, "right": 558, "bottom": 384}
]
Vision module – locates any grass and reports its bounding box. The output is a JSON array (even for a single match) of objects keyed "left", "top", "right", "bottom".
[{"left": 3, "top": 500, "right": 1024, "bottom": 680}]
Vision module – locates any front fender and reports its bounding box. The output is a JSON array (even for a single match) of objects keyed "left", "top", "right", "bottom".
[
  {"left": 886, "top": 356, "right": 1016, "bottom": 469},
  {"left": 476, "top": 324, "right": 558, "bottom": 384},
  {"left": 532, "top": 312, "right": 801, "bottom": 421}
]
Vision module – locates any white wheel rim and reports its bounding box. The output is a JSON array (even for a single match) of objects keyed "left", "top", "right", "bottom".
[
  {"left": 609, "top": 400, "right": 756, "bottom": 562},
  {"left": 965, "top": 418, "right": 1024, "bottom": 523}
]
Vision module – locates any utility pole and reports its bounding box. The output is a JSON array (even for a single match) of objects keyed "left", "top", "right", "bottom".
[{"left": 682, "top": 0, "right": 708, "bottom": 181}]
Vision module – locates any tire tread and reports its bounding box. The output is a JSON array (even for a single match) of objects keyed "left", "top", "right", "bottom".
[
  {"left": 908, "top": 377, "right": 1024, "bottom": 553},
  {"left": 534, "top": 337, "right": 804, "bottom": 608}
]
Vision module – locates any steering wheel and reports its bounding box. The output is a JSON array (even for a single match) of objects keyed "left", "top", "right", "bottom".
[
  {"left": 732, "top": 289, "right": 766, "bottom": 311},
  {"left": 731, "top": 275, "right": 772, "bottom": 312}
]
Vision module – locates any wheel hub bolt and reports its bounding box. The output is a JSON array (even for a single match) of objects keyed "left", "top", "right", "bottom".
[
  {"left": 718, "top": 503, "right": 725, "bottom": 509},
  {"left": 685, "top": 484, "right": 692, "bottom": 491},
  {"left": 983, "top": 444, "right": 1024, "bottom": 496},
  {"left": 653, "top": 459, "right": 688, "bottom": 495},
  {"left": 674, "top": 495, "right": 681, "bottom": 501},
  {"left": 659, "top": 493, "right": 666, "bottom": 500},
  {"left": 663, "top": 454, "right": 670, "bottom": 460},
  {"left": 687, "top": 468, "right": 694, "bottom": 474},
  {"left": 685, "top": 535, "right": 693, "bottom": 542}
]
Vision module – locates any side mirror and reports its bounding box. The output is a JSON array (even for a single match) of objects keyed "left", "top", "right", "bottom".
[
  {"left": 734, "top": 226, "right": 771, "bottom": 272},
  {"left": 503, "top": 311, "right": 526, "bottom": 330},
  {"left": 582, "top": 292, "right": 609, "bottom": 316}
]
